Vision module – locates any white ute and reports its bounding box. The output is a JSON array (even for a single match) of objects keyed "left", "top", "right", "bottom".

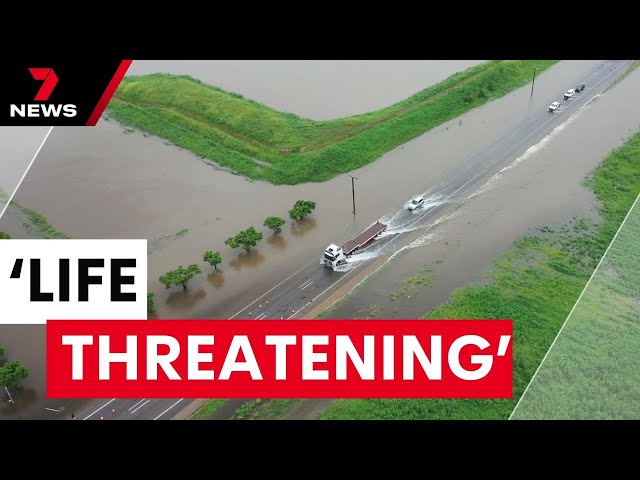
[
  {"left": 408, "top": 196, "right": 424, "bottom": 210},
  {"left": 563, "top": 88, "right": 575, "bottom": 100},
  {"left": 548, "top": 101, "right": 560, "bottom": 112}
]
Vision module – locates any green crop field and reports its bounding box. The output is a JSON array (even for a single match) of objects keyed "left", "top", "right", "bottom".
[
  {"left": 107, "top": 60, "right": 556, "bottom": 185},
  {"left": 511, "top": 195, "right": 640, "bottom": 419}
]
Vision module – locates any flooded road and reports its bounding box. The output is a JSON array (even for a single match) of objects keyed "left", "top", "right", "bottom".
[
  {"left": 127, "top": 60, "right": 484, "bottom": 120},
  {"left": 1, "top": 60, "right": 636, "bottom": 418},
  {"left": 325, "top": 65, "right": 640, "bottom": 320}
]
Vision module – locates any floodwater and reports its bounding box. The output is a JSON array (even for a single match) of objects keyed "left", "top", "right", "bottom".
[
  {"left": 0, "top": 127, "right": 50, "bottom": 195},
  {"left": 0, "top": 325, "right": 88, "bottom": 419},
  {"left": 325, "top": 66, "right": 640, "bottom": 320},
  {"left": 0, "top": 60, "right": 636, "bottom": 418},
  {"left": 126, "top": 60, "right": 485, "bottom": 120}
]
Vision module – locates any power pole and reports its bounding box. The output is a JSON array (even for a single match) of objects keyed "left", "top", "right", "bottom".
[
  {"left": 4, "top": 385, "right": 14, "bottom": 404},
  {"left": 530, "top": 67, "right": 537, "bottom": 100},
  {"left": 348, "top": 175, "right": 358, "bottom": 214}
]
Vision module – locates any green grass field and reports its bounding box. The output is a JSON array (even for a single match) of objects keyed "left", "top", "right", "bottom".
[
  {"left": 319, "top": 131, "right": 640, "bottom": 420},
  {"left": 107, "top": 61, "right": 556, "bottom": 185},
  {"left": 511, "top": 196, "right": 640, "bottom": 419}
]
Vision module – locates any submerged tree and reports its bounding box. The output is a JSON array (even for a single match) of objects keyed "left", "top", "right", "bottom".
[
  {"left": 0, "top": 360, "right": 29, "bottom": 391},
  {"left": 289, "top": 200, "right": 316, "bottom": 221},
  {"left": 264, "top": 216, "right": 286, "bottom": 235},
  {"left": 159, "top": 264, "right": 202, "bottom": 290},
  {"left": 225, "top": 227, "right": 263, "bottom": 253},
  {"left": 203, "top": 250, "right": 223, "bottom": 270},
  {"left": 147, "top": 291, "right": 155, "bottom": 313}
]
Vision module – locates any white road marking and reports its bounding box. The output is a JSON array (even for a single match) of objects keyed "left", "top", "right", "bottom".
[
  {"left": 154, "top": 399, "right": 184, "bottom": 420},
  {"left": 130, "top": 399, "right": 150, "bottom": 414},
  {"left": 229, "top": 256, "right": 323, "bottom": 318},
  {"left": 300, "top": 281, "right": 314, "bottom": 291},
  {"left": 299, "top": 279, "right": 313, "bottom": 289},
  {"left": 288, "top": 302, "right": 313, "bottom": 319},
  {"left": 129, "top": 399, "right": 146, "bottom": 411},
  {"left": 255, "top": 313, "right": 267, "bottom": 320},
  {"left": 83, "top": 398, "right": 116, "bottom": 420}
]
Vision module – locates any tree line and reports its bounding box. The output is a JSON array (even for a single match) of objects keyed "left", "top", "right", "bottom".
[
  {"left": 0, "top": 344, "right": 29, "bottom": 394},
  {"left": 148, "top": 200, "right": 316, "bottom": 312}
]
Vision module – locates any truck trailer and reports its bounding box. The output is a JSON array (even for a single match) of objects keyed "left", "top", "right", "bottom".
[{"left": 323, "top": 221, "right": 387, "bottom": 269}]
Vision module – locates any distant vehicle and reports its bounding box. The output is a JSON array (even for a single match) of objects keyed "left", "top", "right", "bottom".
[
  {"left": 575, "top": 84, "right": 586, "bottom": 92},
  {"left": 408, "top": 196, "right": 425, "bottom": 211},
  {"left": 563, "top": 88, "right": 576, "bottom": 100},
  {"left": 548, "top": 101, "right": 561, "bottom": 112}
]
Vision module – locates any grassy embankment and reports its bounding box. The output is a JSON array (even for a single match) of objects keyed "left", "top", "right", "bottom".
[
  {"left": 11, "top": 201, "right": 69, "bottom": 239},
  {"left": 607, "top": 60, "right": 640, "bottom": 91},
  {"left": 231, "top": 399, "right": 297, "bottom": 420},
  {"left": 190, "top": 399, "right": 225, "bottom": 420},
  {"left": 107, "top": 61, "right": 556, "bottom": 185},
  {"left": 320, "top": 131, "right": 640, "bottom": 419},
  {"left": 0, "top": 190, "right": 67, "bottom": 239}
]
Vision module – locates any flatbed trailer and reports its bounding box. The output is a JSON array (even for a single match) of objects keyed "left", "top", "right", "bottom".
[{"left": 341, "top": 221, "right": 387, "bottom": 255}]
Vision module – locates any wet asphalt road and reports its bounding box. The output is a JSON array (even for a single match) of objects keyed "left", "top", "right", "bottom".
[
  {"left": 74, "top": 397, "right": 189, "bottom": 421},
  {"left": 76, "top": 60, "right": 632, "bottom": 420}
]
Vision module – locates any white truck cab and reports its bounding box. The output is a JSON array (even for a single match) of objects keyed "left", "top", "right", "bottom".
[{"left": 323, "top": 243, "right": 346, "bottom": 268}]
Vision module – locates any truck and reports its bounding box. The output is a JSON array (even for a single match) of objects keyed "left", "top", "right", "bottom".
[{"left": 323, "top": 221, "right": 388, "bottom": 269}]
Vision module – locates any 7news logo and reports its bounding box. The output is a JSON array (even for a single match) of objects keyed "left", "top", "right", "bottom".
[{"left": 9, "top": 68, "right": 77, "bottom": 118}]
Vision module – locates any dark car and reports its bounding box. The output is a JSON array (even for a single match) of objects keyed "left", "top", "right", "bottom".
[{"left": 575, "top": 84, "right": 586, "bottom": 92}]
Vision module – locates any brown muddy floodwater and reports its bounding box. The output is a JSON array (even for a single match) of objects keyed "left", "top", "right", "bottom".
[
  {"left": 0, "top": 60, "right": 637, "bottom": 418},
  {"left": 0, "top": 127, "right": 51, "bottom": 194},
  {"left": 324, "top": 66, "right": 640, "bottom": 320},
  {"left": 0, "top": 325, "right": 89, "bottom": 419}
]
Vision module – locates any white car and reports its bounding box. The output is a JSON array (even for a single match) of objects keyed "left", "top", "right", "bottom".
[
  {"left": 548, "top": 101, "right": 561, "bottom": 112},
  {"left": 408, "top": 196, "right": 424, "bottom": 210},
  {"left": 563, "top": 88, "right": 575, "bottom": 100}
]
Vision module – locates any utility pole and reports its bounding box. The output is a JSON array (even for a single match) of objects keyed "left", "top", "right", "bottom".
[
  {"left": 4, "top": 385, "right": 14, "bottom": 404},
  {"left": 530, "top": 67, "right": 537, "bottom": 100},
  {"left": 348, "top": 175, "right": 358, "bottom": 214}
]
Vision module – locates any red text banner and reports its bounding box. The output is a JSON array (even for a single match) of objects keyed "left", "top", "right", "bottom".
[{"left": 46, "top": 320, "right": 512, "bottom": 399}]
